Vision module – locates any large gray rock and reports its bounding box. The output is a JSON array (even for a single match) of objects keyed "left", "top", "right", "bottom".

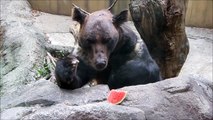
[
  {"left": 0, "top": 0, "right": 46, "bottom": 96},
  {"left": 1, "top": 76, "right": 212, "bottom": 120},
  {"left": 33, "top": 12, "right": 72, "bottom": 33},
  {"left": 33, "top": 11, "right": 77, "bottom": 57},
  {"left": 1, "top": 79, "right": 109, "bottom": 111},
  {"left": 120, "top": 76, "right": 213, "bottom": 120},
  {"left": 21, "top": 103, "right": 145, "bottom": 120},
  {"left": 46, "top": 33, "right": 76, "bottom": 47},
  {"left": 1, "top": 103, "right": 145, "bottom": 120},
  {"left": 1, "top": 107, "right": 35, "bottom": 120}
]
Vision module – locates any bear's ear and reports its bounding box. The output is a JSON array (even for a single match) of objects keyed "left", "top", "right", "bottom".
[
  {"left": 72, "top": 7, "right": 88, "bottom": 25},
  {"left": 113, "top": 10, "right": 128, "bottom": 26}
]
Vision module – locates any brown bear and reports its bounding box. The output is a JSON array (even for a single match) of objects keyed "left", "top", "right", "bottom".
[{"left": 55, "top": 5, "right": 161, "bottom": 89}]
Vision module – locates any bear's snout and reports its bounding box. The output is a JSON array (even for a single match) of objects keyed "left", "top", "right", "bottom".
[{"left": 95, "top": 58, "right": 107, "bottom": 70}]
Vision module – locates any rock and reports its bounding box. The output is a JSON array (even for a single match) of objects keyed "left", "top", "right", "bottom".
[
  {"left": 0, "top": 0, "right": 46, "bottom": 96},
  {"left": 21, "top": 103, "right": 145, "bottom": 120},
  {"left": 120, "top": 76, "right": 213, "bottom": 120},
  {"left": 44, "top": 33, "right": 77, "bottom": 56},
  {"left": 1, "top": 76, "right": 212, "bottom": 120},
  {"left": 1, "top": 79, "right": 145, "bottom": 120},
  {"left": 0, "top": 0, "right": 76, "bottom": 97},
  {"left": 46, "top": 33, "right": 76, "bottom": 47},
  {"left": 33, "top": 12, "right": 72, "bottom": 33},
  {"left": 1, "top": 79, "right": 109, "bottom": 111},
  {"left": 1, "top": 107, "right": 36, "bottom": 120},
  {"left": 0, "top": 26, "right": 4, "bottom": 48},
  {"left": 32, "top": 10, "right": 78, "bottom": 57}
]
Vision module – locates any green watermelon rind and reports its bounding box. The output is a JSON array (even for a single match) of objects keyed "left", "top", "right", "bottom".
[{"left": 107, "top": 89, "right": 127, "bottom": 105}]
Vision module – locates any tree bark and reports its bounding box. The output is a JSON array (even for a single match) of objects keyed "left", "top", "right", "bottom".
[{"left": 129, "top": 0, "right": 189, "bottom": 79}]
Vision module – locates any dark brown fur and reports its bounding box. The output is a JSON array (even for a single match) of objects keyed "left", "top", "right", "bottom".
[{"left": 55, "top": 7, "right": 161, "bottom": 89}]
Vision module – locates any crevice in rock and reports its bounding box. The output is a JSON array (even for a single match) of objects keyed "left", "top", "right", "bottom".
[
  {"left": 15, "top": 99, "right": 57, "bottom": 107},
  {"left": 90, "top": 98, "right": 107, "bottom": 103},
  {"left": 20, "top": 110, "right": 34, "bottom": 118},
  {"left": 163, "top": 84, "right": 191, "bottom": 94},
  {"left": 2, "top": 66, "right": 17, "bottom": 76}
]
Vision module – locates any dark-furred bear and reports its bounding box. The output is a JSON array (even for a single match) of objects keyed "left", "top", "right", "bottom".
[{"left": 55, "top": 7, "right": 161, "bottom": 89}]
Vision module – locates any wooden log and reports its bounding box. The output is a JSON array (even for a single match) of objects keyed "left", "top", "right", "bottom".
[{"left": 129, "top": 0, "right": 189, "bottom": 79}]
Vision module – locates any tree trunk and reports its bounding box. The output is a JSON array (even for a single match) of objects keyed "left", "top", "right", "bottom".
[{"left": 129, "top": 0, "right": 189, "bottom": 79}]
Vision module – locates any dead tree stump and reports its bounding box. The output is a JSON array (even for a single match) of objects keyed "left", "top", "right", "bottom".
[{"left": 129, "top": 0, "right": 189, "bottom": 79}]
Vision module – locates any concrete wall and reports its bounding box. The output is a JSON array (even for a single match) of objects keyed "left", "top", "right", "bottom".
[{"left": 28, "top": 0, "right": 213, "bottom": 28}]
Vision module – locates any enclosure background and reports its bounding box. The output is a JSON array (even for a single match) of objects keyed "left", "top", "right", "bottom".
[{"left": 28, "top": 0, "right": 213, "bottom": 28}]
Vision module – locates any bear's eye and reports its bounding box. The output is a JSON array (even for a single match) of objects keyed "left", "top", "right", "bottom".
[
  {"left": 107, "top": 39, "right": 116, "bottom": 50},
  {"left": 87, "top": 39, "right": 95, "bottom": 44},
  {"left": 102, "top": 38, "right": 111, "bottom": 44}
]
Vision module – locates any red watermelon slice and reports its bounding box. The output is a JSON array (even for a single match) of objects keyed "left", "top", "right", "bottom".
[{"left": 107, "top": 89, "right": 127, "bottom": 105}]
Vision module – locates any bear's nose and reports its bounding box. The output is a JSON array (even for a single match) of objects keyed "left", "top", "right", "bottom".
[{"left": 95, "top": 61, "right": 106, "bottom": 70}]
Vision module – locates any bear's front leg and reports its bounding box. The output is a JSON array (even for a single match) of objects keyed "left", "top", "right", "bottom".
[
  {"left": 55, "top": 55, "right": 94, "bottom": 89},
  {"left": 108, "top": 59, "right": 161, "bottom": 89}
]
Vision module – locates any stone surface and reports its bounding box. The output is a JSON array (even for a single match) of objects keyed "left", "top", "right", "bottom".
[
  {"left": 32, "top": 11, "right": 77, "bottom": 55},
  {"left": 33, "top": 12, "right": 72, "bottom": 33},
  {"left": 1, "top": 107, "right": 35, "bottom": 120},
  {"left": 46, "top": 33, "right": 76, "bottom": 46},
  {"left": 22, "top": 103, "right": 145, "bottom": 120},
  {"left": 1, "top": 79, "right": 109, "bottom": 111},
  {"left": 1, "top": 76, "right": 212, "bottom": 120},
  {"left": 120, "top": 76, "right": 213, "bottom": 120},
  {"left": 0, "top": 0, "right": 46, "bottom": 95}
]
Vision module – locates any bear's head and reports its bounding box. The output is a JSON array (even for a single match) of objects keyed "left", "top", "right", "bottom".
[{"left": 72, "top": 5, "right": 128, "bottom": 71}]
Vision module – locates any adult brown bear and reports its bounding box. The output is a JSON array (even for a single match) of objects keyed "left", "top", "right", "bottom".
[{"left": 55, "top": 3, "right": 161, "bottom": 89}]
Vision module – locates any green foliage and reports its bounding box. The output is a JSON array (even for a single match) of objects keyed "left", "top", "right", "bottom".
[
  {"left": 35, "top": 61, "right": 54, "bottom": 80},
  {"left": 54, "top": 50, "right": 66, "bottom": 58},
  {"left": 36, "top": 63, "right": 49, "bottom": 77}
]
